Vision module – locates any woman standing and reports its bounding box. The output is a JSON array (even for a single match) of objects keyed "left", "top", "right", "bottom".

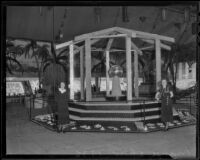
[
  {"left": 155, "top": 79, "right": 174, "bottom": 131},
  {"left": 54, "top": 82, "right": 70, "bottom": 132}
]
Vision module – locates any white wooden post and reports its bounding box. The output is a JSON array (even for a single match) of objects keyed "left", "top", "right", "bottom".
[
  {"left": 134, "top": 51, "right": 139, "bottom": 98},
  {"left": 178, "top": 63, "right": 182, "bottom": 80},
  {"left": 80, "top": 47, "right": 84, "bottom": 100},
  {"left": 155, "top": 39, "right": 161, "bottom": 90},
  {"left": 192, "top": 63, "right": 196, "bottom": 79},
  {"left": 69, "top": 44, "right": 74, "bottom": 100},
  {"left": 85, "top": 39, "right": 92, "bottom": 101},
  {"left": 186, "top": 62, "right": 189, "bottom": 79},
  {"left": 126, "top": 36, "right": 132, "bottom": 101},
  {"left": 106, "top": 50, "right": 110, "bottom": 96}
]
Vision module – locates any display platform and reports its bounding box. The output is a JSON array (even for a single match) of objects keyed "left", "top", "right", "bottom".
[
  {"left": 32, "top": 110, "right": 196, "bottom": 133},
  {"left": 67, "top": 99, "right": 180, "bottom": 124},
  {"left": 30, "top": 97, "right": 196, "bottom": 133}
]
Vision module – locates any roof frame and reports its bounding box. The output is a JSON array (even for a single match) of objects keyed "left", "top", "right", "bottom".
[{"left": 74, "top": 26, "right": 175, "bottom": 43}]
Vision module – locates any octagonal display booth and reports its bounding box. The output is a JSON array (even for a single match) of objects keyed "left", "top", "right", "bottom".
[{"left": 30, "top": 27, "right": 185, "bottom": 133}]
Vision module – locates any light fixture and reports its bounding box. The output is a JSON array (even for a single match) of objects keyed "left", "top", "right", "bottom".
[
  {"left": 59, "top": 30, "right": 64, "bottom": 39},
  {"left": 39, "top": 7, "right": 43, "bottom": 16},
  {"left": 94, "top": 7, "right": 101, "bottom": 24},
  {"left": 122, "top": 6, "right": 129, "bottom": 22},
  {"left": 184, "top": 7, "right": 190, "bottom": 22},
  {"left": 161, "top": 8, "right": 166, "bottom": 21},
  {"left": 63, "top": 8, "right": 67, "bottom": 18}
]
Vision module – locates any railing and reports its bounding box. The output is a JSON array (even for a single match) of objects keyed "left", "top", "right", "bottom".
[
  {"left": 6, "top": 94, "right": 25, "bottom": 103},
  {"left": 174, "top": 93, "right": 197, "bottom": 116},
  {"left": 26, "top": 95, "right": 161, "bottom": 131},
  {"left": 25, "top": 95, "right": 49, "bottom": 121}
]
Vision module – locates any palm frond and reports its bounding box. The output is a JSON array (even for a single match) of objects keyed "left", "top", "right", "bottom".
[
  {"left": 43, "top": 62, "right": 51, "bottom": 72},
  {"left": 6, "top": 56, "right": 24, "bottom": 74},
  {"left": 6, "top": 63, "right": 13, "bottom": 74},
  {"left": 24, "top": 43, "right": 33, "bottom": 58},
  {"left": 31, "top": 50, "right": 38, "bottom": 58},
  {"left": 57, "top": 48, "right": 69, "bottom": 57},
  {"left": 43, "top": 58, "right": 54, "bottom": 64},
  {"left": 8, "top": 57, "right": 23, "bottom": 69},
  {"left": 92, "top": 61, "right": 104, "bottom": 73},
  {"left": 6, "top": 40, "right": 15, "bottom": 48},
  {"left": 15, "top": 45, "right": 24, "bottom": 56},
  {"left": 56, "top": 55, "right": 68, "bottom": 62}
]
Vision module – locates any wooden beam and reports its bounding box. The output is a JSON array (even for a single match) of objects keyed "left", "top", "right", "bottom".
[
  {"left": 110, "top": 49, "right": 124, "bottom": 52},
  {"left": 155, "top": 39, "right": 161, "bottom": 90},
  {"left": 105, "top": 38, "right": 114, "bottom": 51},
  {"left": 136, "top": 34, "right": 175, "bottom": 43},
  {"left": 131, "top": 40, "right": 142, "bottom": 55},
  {"left": 75, "top": 27, "right": 116, "bottom": 41},
  {"left": 69, "top": 44, "right": 74, "bottom": 100},
  {"left": 55, "top": 40, "right": 73, "bottom": 50},
  {"left": 114, "top": 27, "right": 136, "bottom": 38},
  {"left": 80, "top": 47, "right": 85, "bottom": 100},
  {"left": 85, "top": 38, "right": 92, "bottom": 101},
  {"left": 91, "top": 34, "right": 127, "bottom": 39},
  {"left": 140, "top": 38, "right": 154, "bottom": 44},
  {"left": 92, "top": 48, "right": 149, "bottom": 52},
  {"left": 115, "top": 27, "right": 175, "bottom": 43},
  {"left": 134, "top": 51, "right": 139, "bottom": 98},
  {"left": 140, "top": 38, "right": 172, "bottom": 50},
  {"left": 140, "top": 45, "right": 154, "bottom": 50},
  {"left": 75, "top": 26, "right": 174, "bottom": 48},
  {"left": 74, "top": 38, "right": 100, "bottom": 55},
  {"left": 126, "top": 36, "right": 132, "bottom": 101},
  {"left": 106, "top": 50, "right": 110, "bottom": 96}
]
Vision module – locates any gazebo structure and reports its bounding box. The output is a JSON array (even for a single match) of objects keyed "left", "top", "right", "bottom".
[{"left": 55, "top": 27, "right": 175, "bottom": 102}]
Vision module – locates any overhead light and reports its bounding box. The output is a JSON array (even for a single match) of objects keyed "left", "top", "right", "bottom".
[
  {"left": 122, "top": 6, "right": 129, "bottom": 22},
  {"left": 63, "top": 8, "right": 67, "bottom": 18},
  {"left": 184, "top": 7, "right": 190, "bottom": 22},
  {"left": 161, "top": 8, "right": 166, "bottom": 21},
  {"left": 94, "top": 7, "right": 102, "bottom": 24},
  {"left": 39, "top": 7, "right": 43, "bottom": 16}
]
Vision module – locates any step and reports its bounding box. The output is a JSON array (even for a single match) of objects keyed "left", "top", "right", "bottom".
[
  {"left": 69, "top": 107, "right": 160, "bottom": 113},
  {"left": 69, "top": 107, "right": 161, "bottom": 118},
  {"left": 68, "top": 101, "right": 161, "bottom": 110},
  {"left": 69, "top": 114, "right": 161, "bottom": 122},
  {"left": 69, "top": 112, "right": 179, "bottom": 122}
]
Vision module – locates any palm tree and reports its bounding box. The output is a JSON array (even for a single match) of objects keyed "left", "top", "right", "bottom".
[
  {"left": 24, "top": 40, "right": 49, "bottom": 89},
  {"left": 6, "top": 40, "right": 24, "bottom": 75},
  {"left": 42, "top": 42, "right": 69, "bottom": 95}
]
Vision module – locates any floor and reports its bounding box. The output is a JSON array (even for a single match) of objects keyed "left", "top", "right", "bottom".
[{"left": 6, "top": 102, "right": 196, "bottom": 159}]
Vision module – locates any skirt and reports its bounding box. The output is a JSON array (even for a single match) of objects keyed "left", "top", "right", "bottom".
[{"left": 161, "top": 94, "right": 173, "bottom": 123}]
